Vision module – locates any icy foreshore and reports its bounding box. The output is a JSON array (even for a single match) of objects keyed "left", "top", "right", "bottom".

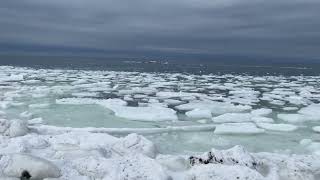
[
  {"left": 1, "top": 65, "right": 320, "bottom": 179},
  {"left": 1, "top": 121, "right": 320, "bottom": 180}
]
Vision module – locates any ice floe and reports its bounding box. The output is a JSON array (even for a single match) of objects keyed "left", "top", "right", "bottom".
[
  {"left": 256, "top": 123, "right": 298, "bottom": 132},
  {"left": 214, "top": 123, "right": 265, "bottom": 135},
  {"left": 1, "top": 66, "right": 320, "bottom": 179},
  {"left": 185, "top": 109, "right": 212, "bottom": 119}
]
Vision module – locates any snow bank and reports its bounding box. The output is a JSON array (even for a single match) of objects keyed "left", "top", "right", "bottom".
[{"left": 0, "top": 120, "right": 319, "bottom": 179}]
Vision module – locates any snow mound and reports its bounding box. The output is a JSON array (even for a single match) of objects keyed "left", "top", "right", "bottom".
[
  {"left": 1, "top": 154, "right": 61, "bottom": 179},
  {"left": 186, "top": 164, "right": 265, "bottom": 180},
  {"left": 112, "top": 133, "right": 157, "bottom": 158},
  {"left": 0, "top": 119, "right": 28, "bottom": 137}
]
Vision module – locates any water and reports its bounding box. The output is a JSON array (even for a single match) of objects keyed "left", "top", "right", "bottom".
[
  {"left": 1, "top": 55, "right": 320, "bottom": 76},
  {"left": 0, "top": 59, "right": 320, "bottom": 156}
]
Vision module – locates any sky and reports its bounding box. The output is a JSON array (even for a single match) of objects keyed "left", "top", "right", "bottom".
[{"left": 0, "top": 0, "right": 320, "bottom": 61}]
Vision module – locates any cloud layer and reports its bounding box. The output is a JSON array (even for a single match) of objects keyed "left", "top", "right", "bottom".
[{"left": 1, "top": 0, "right": 320, "bottom": 60}]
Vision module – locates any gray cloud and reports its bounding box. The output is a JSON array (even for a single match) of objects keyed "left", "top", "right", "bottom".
[{"left": 0, "top": 0, "right": 320, "bottom": 60}]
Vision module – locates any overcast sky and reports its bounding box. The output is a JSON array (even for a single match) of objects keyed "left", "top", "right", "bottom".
[{"left": 1, "top": 0, "right": 320, "bottom": 61}]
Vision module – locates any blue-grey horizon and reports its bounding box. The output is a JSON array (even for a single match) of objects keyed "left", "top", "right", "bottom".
[{"left": 1, "top": 0, "right": 320, "bottom": 61}]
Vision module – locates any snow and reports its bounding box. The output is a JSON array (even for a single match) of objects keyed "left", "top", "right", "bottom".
[
  {"left": 186, "top": 164, "right": 265, "bottom": 180},
  {"left": 214, "top": 123, "right": 265, "bottom": 134},
  {"left": 256, "top": 123, "right": 298, "bottom": 132},
  {"left": 1, "top": 154, "right": 61, "bottom": 179},
  {"left": 0, "top": 117, "right": 319, "bottom": 179},
  {"left": 0, "top": 119, "right": 28, "bottom": 137}
]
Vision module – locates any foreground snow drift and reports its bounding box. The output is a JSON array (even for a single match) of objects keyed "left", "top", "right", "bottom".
[{"left": 0, "top": 121, "right": 319, "bottom": 180}]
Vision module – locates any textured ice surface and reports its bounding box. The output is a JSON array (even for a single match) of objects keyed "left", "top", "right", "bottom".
[
  {"left": 0, "top": 123, "right": 319, "bottom": 180},
  {"left": 1, "top": 66, "right": 320, "bottom": 179}
]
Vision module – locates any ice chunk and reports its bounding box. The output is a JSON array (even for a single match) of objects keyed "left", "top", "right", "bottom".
[
  {"left": 214, "top": 123, "right": 265, "bottom": 135},
  {"left": 2, "top": 154, "right": 61, "bottom": 179},
  {"left": 71, "top": 156, "right": 113, "bottom": 178},
  {"left": 277, "top": 114, "right": 308, "bottom": 123},
  {"left": 256, "top": 123, "right": 298, "bottom": 132},
  {"left": 112, "top": 133, "right": 157, "bottom": 158},
  {"left": 251, "top": 108, "right": 272, "bottom": 117},
  {"left": 56, "top": 98, "right": 127, "bottom": 106},
  {"left": 185, "top": 109, "right": 212, "bottom": 119},
  {"left": 157, "top": 155, "right": 190, "bottom": 171},
  {"left": 108, "top": 106, "right": 177, "bottom": 121},
  {"left": 251, "top": 116, "right": 274, "bottom": 123},
  {"left": 312, "top": 126, "right": 320, "bottom": 133},
  {"left": 0, "top": 111, "right": 6, "bottom": 117},
  {"left": 283, "top": 107, "right": 299, "bottom": 111},
  {"left": 156, "top": 91, "right": 197, "bottom": 99},
  {"left": 176, "top": 100, "right": 251, "bottom": 115},
  {"left": 186, "top": 164, "right": 265, "bottom": 180},
  {"left": 0, "top": 119, "right": 28, "bottom": 137},
  {"left": 2, "top": 74, "right": 24, "bottom": 81},
  {"left": 28, "top": 103, "right": 50, "bottom": 109},
  {"left": 107, "top": 154, "right": 170, "bottom": 180},
  {"left": 28, "top": 117, "right": 43, "bottom": 125},
  {"left": 298, "top": 104, "right": 320, "bottom": 121},
  {"left": 163, "top": 99, "right": 184, "bottom": 106},
  {"left": 300, "top": 139, "right": 312, "bottom": 146},
  {"left": 212, "top": 113, "right": 252, "bottom": 123},
  {"left": 19, "top": 111, "right": 33, "bottom": 119},
  {"left": 72, "top": 92, "right": 98, "bottom": 97}
]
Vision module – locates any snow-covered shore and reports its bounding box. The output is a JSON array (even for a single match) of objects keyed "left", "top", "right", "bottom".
[{"left": 1, "top": 121, "right": 320, "bottom": 180}]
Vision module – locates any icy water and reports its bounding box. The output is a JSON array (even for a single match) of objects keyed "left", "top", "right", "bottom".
[{"left": 1, "top": 62, "right": 320, "bottom": 156}]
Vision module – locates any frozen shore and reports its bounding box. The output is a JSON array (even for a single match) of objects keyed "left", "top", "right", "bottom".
[{"left": 1, "top": 121, "right": 320, "bottom": 180}]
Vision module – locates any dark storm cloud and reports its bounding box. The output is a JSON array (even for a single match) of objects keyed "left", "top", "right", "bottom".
[{"left": 0, "top": 0, "right": 320, "bottom": 60}]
